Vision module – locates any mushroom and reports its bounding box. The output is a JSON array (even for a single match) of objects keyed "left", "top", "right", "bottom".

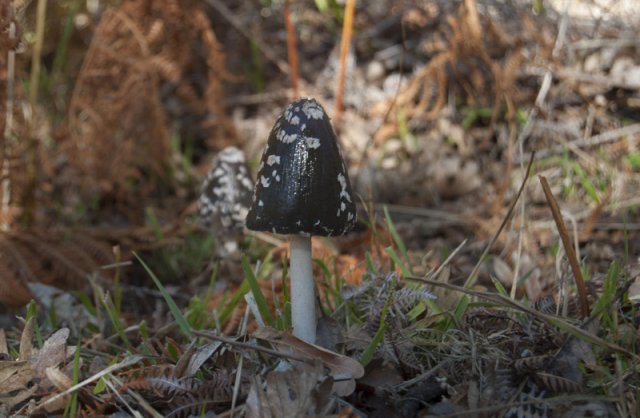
[
  {"left": 199, "top": 146, "right": 254, "bottom": 255},
  {"left": 246, "top": 98, "right": 357, "bottom": 343}
]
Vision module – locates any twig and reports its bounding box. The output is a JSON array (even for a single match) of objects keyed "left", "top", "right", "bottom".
[
  {"left": 517, "top": 123, "right": 640, "bottom": 163},
  {"left": 192, "top": 330, "right": 310, "bottom": 363},
  {"left": 376, "top": 204, "right": 465, "bottom": 224},
  {"left": 205, "top": 0, "right": 290, "bottom": 76},
  {"left": 509, "top": 5, "right": 566, "bottom": 296},
  {"left": 105, "top": 375, "right": 162, "bottom": 418},
  {"left": 29, "top": 0, "right": 47, "bottom": 108},
  {"left": 222, "top": 89, "right": 292, "bottom": 107},
  {"left": 1, "top": 21, "right": 16, "bottom": 231},
  {"left": 427, "top": 239, "right": 467, "bottom": 283},
  {"left": 29, "top": 355, "right": 145, "bottom": 414},
  {"left": 569, "top": 37, "right": 639, "bottom": 50},
  {"left": 406, "top": 276, "right": 639, "bottom": 361},
  {"left": 538, "top": 175, "right": 590, "bottom": 318},
  {"left": 463, "top": 153, "right": 536, "bottom": 289},
  {"left": 335, "top": 0, "right": 356, "bottom": 123},
  {"left": 284, "top": 0, "right": 299, "bottom": 98},
  {"left": 230, "top": 349, "right": 244, "bottom": 417}
]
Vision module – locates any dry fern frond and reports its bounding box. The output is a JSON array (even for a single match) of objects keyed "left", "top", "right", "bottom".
[
  {"left": 67, "top": 0, "right": 235, "bottom": 211},
  {"left": 380, "top": 0, "right": 548, "bottom": 140},
  {"left": 121, "top": 364, "right": 233, "bottom": 417},
  {"left": 0, "top": 228, "right": 116, "bottom": 308},
  {"left": 347, "top": 271, "right": 434, "bottom": 333},
  {"left": 345, "top": 270, "right": 435, "bottom": 367}
]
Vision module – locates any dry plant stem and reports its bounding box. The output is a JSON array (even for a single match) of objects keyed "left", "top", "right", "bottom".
[
  {"left": 284, "top": 0, "right": 299, "bottom": 98},
  {"left": 29, "top": 0, "right": 47, "bottom": 107},
  {"left": 231, "top": 350, "right": 244, "bottom": 415},
  {"left": 105, "top": 375, "right": 163, "bottom": 418},
  {"left": 205, "top": 0, "right": 290, "bottom": 76},
  {"left": 23, "top": 0, "right": 48, "bottom": 226},
  {"left": 335, "top": 0, "right": 356, "bottom": 123},
  {"left": 510, "top": 7, "right": 566, "bottom": 297},
  {"left": 538, "top": 175, "right": 590, "bottom": 318},
  {"left": 192, "top": 330, "right": 310, "bottom": 363},
  {"left": 1, "top": 22, "right": 16, "bottom": 231},
  {"left": 289, "top": 235, "right": 316, "bottom": 343},
  {"left": 28, "top": 355, "right": 144, "bottom": 414},
  {"left": 408, "top": 276, "right": 640, "bottom": 361},
  {"left": 463, "top": 152, "right": 535, "bottom": 289},
  {"left": 517, "top": 122, "right": 640, "bottom": 163}
]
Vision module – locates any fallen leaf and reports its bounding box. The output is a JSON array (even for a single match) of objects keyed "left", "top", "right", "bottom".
[
  {"left": 43, "top": 367, "right": 73, "bottom": 413},
  {"left": 0, "top": 383, "right": 37, "bottom": 409},
  {"left": 245, "top": 376, "right": 273, "bottom": 418},
  {"left": 30, "top": 328, "right": 71, "bottom": 376},
  {"left": 184, "top": 341, "right": 223, "bottom": 377},
  {"left": 18, "top": 317, "right": 34, "bottom": 362},
  {"left": 628, "top": 276, "right": 640, "bottom": 303},
  {"left": 245, "top": 364, "right": 333, "bottom": 418},
  {"left": 0, "top": 330, "right": 7, "bottom": 357},
  {"left": 0, "top": 360, "right": 34, "bottom": 394},
  {"left": 253, "top": 327, "right": 364, "bottom": 396}
]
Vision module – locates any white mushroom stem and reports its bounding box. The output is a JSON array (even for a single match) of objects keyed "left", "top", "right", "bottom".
[{"left": 289, "top": 234, "right": 316, "bottom": 343}]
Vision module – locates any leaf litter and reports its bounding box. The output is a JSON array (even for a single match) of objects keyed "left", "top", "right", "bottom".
[{"left": 1, "top": 0, "right": 640, "bottom": 416}]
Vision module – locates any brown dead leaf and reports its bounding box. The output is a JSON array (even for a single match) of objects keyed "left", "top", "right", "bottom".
[
  {"left": 245, "top": 364, "right": 333, "bottom": 418},
  {"left": 184, "top": 341, "right": 223, "bottom": 377},
  {"left": 30, "top": 328, "right": 72, "bottom": 376},
  {"left": 628, "top": 276, "right": 640, "bottom": 304},
  {"left": 44, "top": 367, "right": 72, "bottom": 392},
  {"left": 42, "top": 367, "right": 73, "bottom": 413},
  {"left": 245, "top": 376, "right": 272, "bottom": 418},
  {"left": 0, "top": 360, "right": 34, "bottom": 394},
  {"left": 0, "top": 330, "right": 7, "bottom": 356},
  {"left": 0, "top": 315, "right": 36, "bottom": 409},
  {"left": 18, "top": 317, "right": 34, "bottom": 362},
  {"left": 0, "top": 326, "right": 73, "bottom": 410},
  {"left": 253, "top": 327, "right": 364, "bottom": 396}
]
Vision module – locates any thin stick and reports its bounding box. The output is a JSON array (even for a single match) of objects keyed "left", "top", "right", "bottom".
[
  {"left": 463, "top": 152, "right": 536, "bottom": 289},
  {"left": 407, "top": 276, "right": 639, "bottom": 361},
  {"left": 335, "top": 0, "right": 356, "bottom": 123},
  {"left": 510, "top": 5, "right": 566, "bottom": 299},
  {"left": 1, "top": 22, "right": 16, "bottom": 231},
  {"left": 192, "top": 330, "right": 310, "bottom": 363},
  {"left": 29, "top": 355, "right": 145, "bottom": 414},
  {"left": 205, "top": 0, "right": 290, "bottom": 76},
  {"left": 284, "top": 0, "right": 299, "bottom": 98},
  {"left": 29, "top": 0, "right": 47, "bottom": 107},
  {"left": 516, "top": 123, "right": 640, "bottom": 163},
  {"left": 429, "top": 239, "right": 467, "bottom": 281},
  {"left": 538, "top": 175, "right": 590, "bottom": 318}
]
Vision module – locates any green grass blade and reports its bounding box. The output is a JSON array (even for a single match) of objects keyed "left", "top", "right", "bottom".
[
  {"left": 573, "top": 162, "right": 600, "bottom": 204},
  {"left": 102, "top": 293, "right": 131, "bottom": 348},
  {"left": 26, "top": 300, "right": 43, "bottom": 347},
  {"left": 385, "top": 246, "right": 411, "bottom": 277},
  {"left": 64, "top": 344, "right": 81, "bottom": 418},
  {"left": 135, "top": 252, "right": 193, "bottom": 339},
  {"left": 360, "top": 323, "right": 386, "bottom": 367},
  {"left": 219, "top": 281, "right": 249, "bottom": 325},
  {"left": 241, "top": 255, "right": 273, "bottom": 326},
  {"left": 361, "top": 275, "right": 397, "bottom": 366},
  {"left": 384, "top": 206, "right": 413, "bottom": 274}
]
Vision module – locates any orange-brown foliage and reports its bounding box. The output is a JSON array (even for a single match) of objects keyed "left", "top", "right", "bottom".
[{"left": 67, "top": 0, "right": 235, "bottom": 207}]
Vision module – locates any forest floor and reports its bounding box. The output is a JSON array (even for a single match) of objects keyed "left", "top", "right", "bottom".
[{"left": 0, "top": 0, "right": 639, "bottom": 417}]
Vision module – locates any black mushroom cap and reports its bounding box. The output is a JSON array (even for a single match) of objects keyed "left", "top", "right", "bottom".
[
  {"left": 245, "top": 98, "right": 357, "bottom": 236},
  {"left": 199, "top": 146, "right": 254, "bottom": 231}
]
